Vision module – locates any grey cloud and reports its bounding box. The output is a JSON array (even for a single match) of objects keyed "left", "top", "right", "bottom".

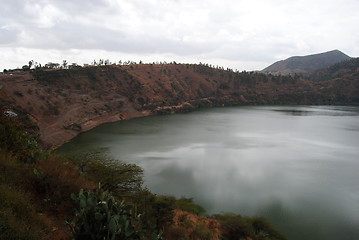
[
  {"left": 0, "top": 0, "right": 310, "bottom": 60},
  {"left": 0, "top": 27, "right": 20, "bottom": 44},
  {"left": 0, "top": 0, "right": 358, "bottom": 70},
  {"left": 13, "top": 18, "right": 216, "bottom": 56},
  {"left": 1, "top": 0, "right": 111, "bottom": 29}
]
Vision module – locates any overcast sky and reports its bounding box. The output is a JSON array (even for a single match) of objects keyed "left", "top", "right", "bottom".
[{"left": 1, "top": 0, "right": 358, "bottom": 71}]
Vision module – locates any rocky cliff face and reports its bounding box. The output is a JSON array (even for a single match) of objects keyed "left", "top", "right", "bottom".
[{"left": 1, "top": 63, "right": 358, "bottom": 148}]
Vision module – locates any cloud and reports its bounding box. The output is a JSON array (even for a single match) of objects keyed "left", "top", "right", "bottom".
[
  {"left": 0, "top": 0, "right": 358, "bottom": 70},
  {"left": 0, "top": 26, "right": 20, "bottom": 44}
]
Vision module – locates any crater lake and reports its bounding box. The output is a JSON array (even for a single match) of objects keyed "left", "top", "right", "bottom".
[{"left": 58, "top": 105, "right": 359, "bottom": 240}]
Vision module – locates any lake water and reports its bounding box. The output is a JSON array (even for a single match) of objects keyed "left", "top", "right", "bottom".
[{"left": 58, "top": 105, "right": 359, "bottom": 240}]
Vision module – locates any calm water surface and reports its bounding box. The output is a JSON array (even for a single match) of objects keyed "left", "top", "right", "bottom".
[{"left": 59, "top": 106, "right": 359, "bottom": 240}]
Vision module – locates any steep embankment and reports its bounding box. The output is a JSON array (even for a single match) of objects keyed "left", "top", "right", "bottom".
[{"left": 1, "top": 63, "right": 358, "bottom": 148}]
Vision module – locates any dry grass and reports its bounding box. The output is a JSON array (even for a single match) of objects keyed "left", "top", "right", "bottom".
[
  {"left": 35, "top": 156, "right": 95, "bottom": 197},
  {"left": 164, "top": 210, "right": 221, "bottom": 240},
  {"left": 0, "top": 152, "right": 45, "bottom": 240},
  {"left": 0, "top": 150, "right": 95, "bottom": 240},
  {"left": 0, "top": 184, "right": 45, "bottom": 240}
]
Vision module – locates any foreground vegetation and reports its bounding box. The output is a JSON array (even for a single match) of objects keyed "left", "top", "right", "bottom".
[{"left": 0, "top": 113, "right": 287, "bottom": 240}]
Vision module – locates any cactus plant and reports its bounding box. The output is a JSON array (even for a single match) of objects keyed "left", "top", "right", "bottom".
[{"left": 67, "top": 187, "right": 141, "bottom": 240}]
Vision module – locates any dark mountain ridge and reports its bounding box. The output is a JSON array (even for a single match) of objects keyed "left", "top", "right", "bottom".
[
  {"left": 262, "top": 50, "right": 352, "bottom": 75},
  {"left": 307, "top": 57, "right": 359, "bottom": 81}
]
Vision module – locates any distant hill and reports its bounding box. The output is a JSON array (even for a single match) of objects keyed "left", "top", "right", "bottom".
[{"left": 262, "top": 50, "right": 352, "bottom": 75}]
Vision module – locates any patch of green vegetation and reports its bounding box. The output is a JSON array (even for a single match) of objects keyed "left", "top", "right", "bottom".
[
  {"left": 67, "top": 188, "right": 162, "bottom": 240},
  {"left": 175, "top": 197, "right": 206, "bottom": 216},
  {"left": 0, "top": 115, "right": 44, "bottom": 163},
  {"left": 63, "top": 150, "right": 143, "bottom": 195},
  {"left": 215, "top": 213, "right": 287, "bottom": 240}
]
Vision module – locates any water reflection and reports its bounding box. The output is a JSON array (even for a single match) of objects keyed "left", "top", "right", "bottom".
[
  {"left": 270, "top": 105, "right": 359, "bottom": 117},
  {"left": 58, "top": 106, "right": 359, "bottom": 240},
  {"left": 273, "top": 109, "right": 312, "bottom": 116}
]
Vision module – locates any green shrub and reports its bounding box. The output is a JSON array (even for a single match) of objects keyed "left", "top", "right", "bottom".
[
  {"left": 175, "top": 197, "right": 206, "bottom": 216},
  {"left": 64, "top": 150, "right": 143, "bottom": 195},
  {"left": 133, "top": 193, "right": 176, "bottom": 229},
  {"left": 67, "top": 188, "right": 142, "bottom": 240},
  {"left": 129, "top": 190, "right": 175, "bottom": 233},
  {"left": 247, "top": 217, "right": 287, "bottom": 240},
  {"left": 152, "top": 196, "right": 176, "bottom": 227},
  {"left": 0, "top": 116, "right": 43, "bottom": 163},
  {"left": 87, "top": 160, "right": 143, "bottom": 195},
  {"left": 215, "top": 213, "right": 252, "bottom": 240},
  {"left": 68, "top": 188, "right": 164, "bottom": 240}
]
